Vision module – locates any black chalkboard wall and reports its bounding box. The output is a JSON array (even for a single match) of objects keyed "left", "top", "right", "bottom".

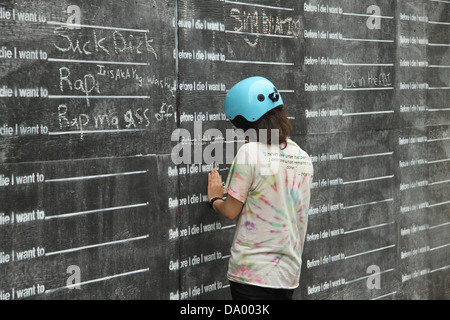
[{"left": 0, "top": 0, "right": 448, "bottom": 300}]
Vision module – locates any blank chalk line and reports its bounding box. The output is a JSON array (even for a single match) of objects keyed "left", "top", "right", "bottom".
[
  {"left": 342, "top": 110, "right": 395, "bottom": 116},
  {"left": 429, "top": 221, "right": 450, "bottom": 230},
  {"left": 343, "top": 152, "right": 394, "bottom": 160},
  {"left": 345, "top": 268, "right": 395, "bottom": 285},
  {"left": 343, "top": 221, "right": 394, "bottom": 235},
  {"left": 45, "top": 267, "right": 150, "bottom": 294},
  {"left": 427, "top": 180, "right": 450, "bottom": 186},
  {"left": 343, "top": 198, "right": 394, "bottom": 210},
  {"left": 45, "top": 202, "right": 149, "bottom": 220},
  {"left": 342, "top": 174, "right": 394, "bottom": 185},
  {"left": 428, "top": 86, "right": 450, "bottom": 90},
  {"left": 45, "top": 234, "right": 149, "bottom": 256},
  {"left": 45, "top": 170, "right": 148, "bottom": 183},
  {"left": 428, "top": 43, "right": 450, "bottom": 47},
  {"left": 430, "top": 243, "right": 450, "bottom": 251},
  {"left": 427, "top": 200, "right": 450, "bottom": 208},
  {"left": 226, "top": 59, "right": 294, "bottom": 66},
  {"left": 430, "top": 265, "right": 450, "bottom": 274},
  {"left": 221, "top": 224, "right": 236, "bottom": 230},
  {"left": 428, "top": 108, "right": 450, "bottom": 111},
  {"left": 428, "top": 21, "right": 450, "bottom": 25},
  {"left": 342, "top": 37, "right": 394, "bottom": 43},
  {"left": 224, "top": 0, "right": 294, "bottom": 11},
  {"left": 428, "top": 159, "right": 450, "bottom": 166},
  {"left": 371, "top": 291, "right": 397, "bottom": 300},
  {"left": 427, "top": 137, "right": 450, "bottom": 142},
  {"left": 429, "top": 65, "right": 450, "bottom": 68},
  {"left": 47, "top": 57, "right": 149, "bottom": 66},
  {"left": 428, "top": 0, "right": 450, "bottom": 4},
  {"left": 342, "top": 62, "right": 394, "bottom": 66},
  {"left": 342, "top": 12, "right": 394, "bottom": 19},
  {"left": 344, "top": 244, "right": 396, "bottom": 260},
  {"left": 342, "top": 87, "right": 395, "bottom": 92},
  {"left": 46, "top": 20, "right": 149, "bottom": 33}
]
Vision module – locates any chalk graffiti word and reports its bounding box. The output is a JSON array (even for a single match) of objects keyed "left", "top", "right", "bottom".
[
  {"left": 344, "top": 70, "right": 392, "bottom": 89},
  {"left": 230, "top": 8, "right": 301, "bottom": 47},
  {"left": 97, "top": 64, "right": 143, "bottom": 87},
  {"left": 59, "top": 67, "right": 100, "bottom": 107},
  {"left": 57, "top": 104, "right": 151, "bottom": 139},
  {"left": 53, "top": 27, "right": 157, "bottom": 59}
]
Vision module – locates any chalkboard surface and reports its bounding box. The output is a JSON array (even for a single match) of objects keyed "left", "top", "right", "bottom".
[{"left": 0, "top": 0, "right": 448, "bottom": 300}]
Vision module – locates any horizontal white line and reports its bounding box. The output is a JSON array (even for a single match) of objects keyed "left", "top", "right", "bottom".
[
  {"left": 225, "top": 30, "right": 294, "bottom": 38},
  {"left": 342, "top": 63, "right": 394, "bottom": 66},
  {"left": 344, "top": 222, "right": 394, "bottom": 235},
  {"left": 45, "top": 170, "right": 148, "bottom": 183},
  {"left": 278, "top": 90, "right": 295, "bottom": 93},
  {"left": 343, "top": 175, "right": 394, "bottom": 185},
  {"left": 44, "top": 202, "right": 149, "bottom": 220},
  {"left": 371, "top": 291, "right": 397, "bottom": 300},
  {"left": 428, "top": 21, "right": 450, "bottom": 25},
  {"left": 45, "top": 268, "right": 149, "bottom": 294},
  {"left": 429, "top": 222, "right": 450, "bottom": 229},
  {"left": 427, "top": 158, "right": 450, "bottom": 164},
  {"left": 48, "top": 95, "right": 150, "bottom": 99},
  {"left": 221, "top": 255, "right": 231, "bottom": 259},
  {"left": 428, "top": 180, "right": 450, "bottom": 186},
  {"left": 429, "top": 65, "right": 450, "bottom": 68},
  {"left": 342, "top": 13, "right": 394, "bottom": 19},
  {"left": 428, "top": 43, "right": 450, "bottom": 47},
  {"left": 342, "top": 87, "right": 395, "bottom": 91},
  {"left": 343, "top": 198, "right": 394, "bottom": 210},
  {"left": 430, "top": 243, "right": 450, "bottom": 251},
  {"left": 345, "top": 268, "right": 395, "bottom": 285},
  {"left": 226, "top": 59, "right": 294, "bottom": 66},
  {"left": 344, "top": 244, "right": 395, "bottom": 260},
  {"left": 428, "top": 87, "right": 450, "bottom": 90},
  {"left": 45, "top": 235, "right": 149, "bottom": 256},
  {"left": 224, "top": 0, "right": 293, "bottom": 11},
  {"left": 342, "top": 110, "right": 395, "bottom": 116},
  {"left": 46, "top": 21, "right": 149, "bottom": 33},
  {"left": 428, "top": 108, "right": 450, "bottom": 111},
  {"left": 428, "top": 179, "right": 450, "bottom": 186},
  {"left": 430, "top": 265, "right": 450, "bottom": 274},
  {"left": 48, "top": 129, "right": 146, "bottom": 136},
  {"left": 429, "top": 0, "right": 450, "bottom": 4},
  {"left": 427, "top": 137, "right": 450, "bottom": 142},
  {"left": 343, "top": 152, "right": 394, "bottom": 160},
  {"left": 47, "top": 58, "right": 149, "bottom": 66},
  {"left": 221, "top": 224, "right": 236, "bottom": 230},
  {"left": 342, "top": 37, "right": 394, "bottom": 43},
  {"left": 428, "top": 200, "right": 450, "bottom": 208}
]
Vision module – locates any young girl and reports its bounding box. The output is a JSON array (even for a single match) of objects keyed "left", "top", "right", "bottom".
[{"left": 208, "top": 77, "right": 314, "bottom": 300}]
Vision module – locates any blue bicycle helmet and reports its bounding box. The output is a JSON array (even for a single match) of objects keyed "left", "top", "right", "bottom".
[{"left": 225, "top": 76, "right": 284, "bottom": 122}]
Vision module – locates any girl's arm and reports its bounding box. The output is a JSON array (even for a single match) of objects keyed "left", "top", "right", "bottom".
[{"left": 208, "top": 168, "right": 243, "bottom": 220}]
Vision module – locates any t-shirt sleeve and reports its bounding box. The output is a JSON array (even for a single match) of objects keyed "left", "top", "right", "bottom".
[{"left": 224, "top": 145, "right": 254, "bottom": 204}]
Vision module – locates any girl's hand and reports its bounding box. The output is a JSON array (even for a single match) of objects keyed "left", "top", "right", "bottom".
[{"left": 208, "top": 168, "right": 224, "bottom": 201}]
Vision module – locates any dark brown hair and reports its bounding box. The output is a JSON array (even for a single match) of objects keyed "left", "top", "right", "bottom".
[{"left": 231, "top": 105, "right": 293, "bottom": 145}]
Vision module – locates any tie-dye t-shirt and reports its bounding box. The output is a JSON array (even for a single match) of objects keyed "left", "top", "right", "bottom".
[{"left": 224, "top": 138, "right": 313, "bottom": 289}]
